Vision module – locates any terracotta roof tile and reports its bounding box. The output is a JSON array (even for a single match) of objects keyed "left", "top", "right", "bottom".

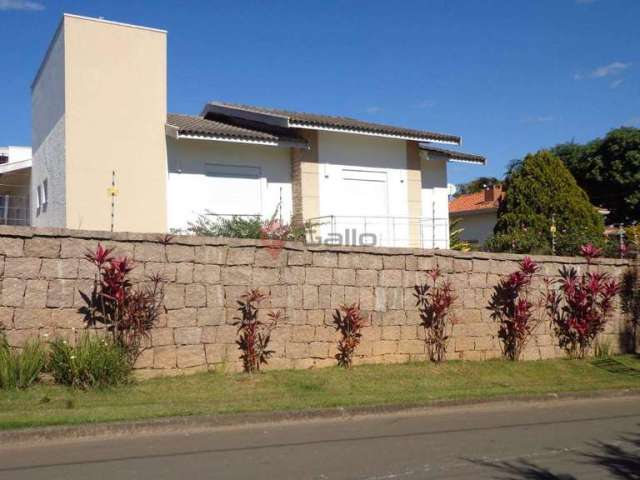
[{"left": 449, "top": 186, "right": 504, "bottom": 214}]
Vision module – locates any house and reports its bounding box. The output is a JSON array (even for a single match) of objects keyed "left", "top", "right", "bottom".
[
  {"left": 0, "top": 146, "right": 32, "bottom": 226},
  {"left": 29, "top": 14, "right": 486, "bottom": 248},
  {"left": 449, "top": 185, "right": 503, "bottom": 246}
]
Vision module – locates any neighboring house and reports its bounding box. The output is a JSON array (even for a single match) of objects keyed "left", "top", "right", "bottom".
[
  {"left": 0, "top": 146, "right": 32, "bottom": 226},
  {"left": 29, "top": 14, "right": 485, "bottom": 248},
  {"left": 449, "top": 185, "right": 503, "bottom": 246}
]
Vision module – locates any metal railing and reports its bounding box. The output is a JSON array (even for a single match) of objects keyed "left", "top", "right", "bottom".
[
  {"left": 0, "top": 195, "right": 29, "bottom": 226},
  {"left": 308, "top": 215, "right": 449, "bottom": 249}
]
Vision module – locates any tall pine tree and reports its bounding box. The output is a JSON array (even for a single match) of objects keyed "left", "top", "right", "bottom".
[{"left": 486, "top": 150, "right": 604, "bottom": 255}]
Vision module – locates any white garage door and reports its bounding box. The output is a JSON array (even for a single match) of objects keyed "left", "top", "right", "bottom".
[
  {"left": 337, "top": 168, "right": 389, "bottom": 246},
  {"left": 205, "top": 163, "right": 262, "bottom": 216}
]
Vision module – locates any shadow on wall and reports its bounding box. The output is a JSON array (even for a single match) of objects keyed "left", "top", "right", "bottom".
[
  {"left": 467, "top": 430, "right": 640, "bottom": 479},
  {"left": 621, "top": 268, "right": 640, "bottom": 353}
]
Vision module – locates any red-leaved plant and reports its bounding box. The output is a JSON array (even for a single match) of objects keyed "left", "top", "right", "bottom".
[
  {"left": 81, "top": 244, "right": 165, "bottom": 365},
  {"left": 234, "top": 289, "right": 281, "bottom": 373},
  {"left": 545, "top": 246, "right": 620, "bottom": 358},
  {"left": 333, "top": 303, "right": 369, "bottom": 368},
  {"left": 487, "top": 257, "right": 541, "bottom": 361},
  {"left": 414, "top": 268, "right": 456, "bottom": 363}
]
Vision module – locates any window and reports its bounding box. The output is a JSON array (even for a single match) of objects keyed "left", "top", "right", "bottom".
[
  {"left": 0, "top": 154, "right": 8, "bottom": 165},
  {"left": 42, "top": 179, "right": 48, "bottom": 211},
  {"left": 36, "top": 185, "right": 42, "bottom": 215}
]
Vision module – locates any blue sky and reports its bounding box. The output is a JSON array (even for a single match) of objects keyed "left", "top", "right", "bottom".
[{"left": 1, "top": 0, "right": 638, "bottom": 185}]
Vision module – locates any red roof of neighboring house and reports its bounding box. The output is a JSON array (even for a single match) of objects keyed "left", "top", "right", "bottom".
[{"left": 449, "top": 186, "right": 504, "bottom": 214}]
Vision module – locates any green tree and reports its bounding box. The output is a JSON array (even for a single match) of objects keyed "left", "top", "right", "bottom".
[
  {"left": 552, "top": 127, "right": 640, "bottom": 224},
  {"left": 455, "top": 176, "right": 503, "bottom": 196},
  {"left": 486, "top": 150, "right": 604, "bottom": 255}
]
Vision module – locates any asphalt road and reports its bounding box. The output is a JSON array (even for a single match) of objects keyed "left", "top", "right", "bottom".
[{"left": 0, "top": 396, "right": 639, "bottom": 479}]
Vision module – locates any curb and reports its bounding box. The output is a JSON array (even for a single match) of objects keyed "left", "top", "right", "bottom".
[{"left": 2, "top": 388, "right": 640, "bottom": 447}]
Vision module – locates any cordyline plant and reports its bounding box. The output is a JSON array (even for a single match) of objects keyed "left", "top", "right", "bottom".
[
  {"left": 414, "top": 268, "right": 456, "bottom": 363},
  {"left": 234, "top": 289, "right": 281, "bottom": 373},
  {"left": 333, "top": 303, "right": 369, "bottom": 368},
  {"left": 545, "top": 245, "right": 620, "bottom": 359},
  {"left": 487, "top": 257, "right": 541, "bottom": 361},
  {"left": 81, "top": 244, "right": 165, "bottom": 365}
]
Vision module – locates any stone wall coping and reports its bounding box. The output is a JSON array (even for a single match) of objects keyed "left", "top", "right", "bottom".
[{"left": 0, "top": 225, "right": 631, "bottom": 267}]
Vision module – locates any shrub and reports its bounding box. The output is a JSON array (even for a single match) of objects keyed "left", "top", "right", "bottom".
[
  {"left": 487, "top": 257, "right": 541, "bottom": 361},
  {"left": 333, "top": 303, "right": 369, "bottom": 368},
  {"left": 486, "top": 150, "right": 605, "bottom": 255},
  {"left": 48, "top": 333, "right": 131, "bottom": 388},
  {"left": 545, "top": 247, "right": 620, "bottom": 358},
  {"left": 234, "top": 289, "right": 281, "bottom": 373},
  {"left": 0, "top": 334, "right": 46, "bottom": 389},
  {"left": 414, "top": 269, "right": 456, "bottom": 362},
  {"left": 81, "top": 244, "right": 165, "bottom": 365}
]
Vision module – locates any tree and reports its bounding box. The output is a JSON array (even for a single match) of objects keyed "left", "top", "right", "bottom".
[
  {"left": 486, "top": 150, "right": 604, "bottom": 255},
  {"left": 552, "top": 127, "right": 640, "bottom": 224},
  {"left": 455, "top": 176, "right": 503, "bottom": 196}
]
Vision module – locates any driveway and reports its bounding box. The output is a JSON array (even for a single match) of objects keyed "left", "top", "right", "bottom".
[{"left": 0, "top": 396, "right": 638, "bottom": 479}]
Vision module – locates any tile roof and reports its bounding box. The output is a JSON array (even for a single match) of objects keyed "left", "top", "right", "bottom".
[
  {"left": 449, "top": 186, "right": 504, "bottom": 214},
  {"left": 205, "top": 102, "right": 461, "bottom": 144},
  {"left": 420, "top": 145, "right": 486, "bottom": 165},
  {"left": 166, "top": 114, "right": 305, "bottom": 145}
]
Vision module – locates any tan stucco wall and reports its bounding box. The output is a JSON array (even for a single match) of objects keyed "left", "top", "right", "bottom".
[
  {"left": 406, "top": 141, "right": 422, "bottom": 247},
  {"left": 63, "top": 15, "right": 167, "bottom": 232},
  {"left": 291, "top": 130, "right": 319, "bottom": 223}
]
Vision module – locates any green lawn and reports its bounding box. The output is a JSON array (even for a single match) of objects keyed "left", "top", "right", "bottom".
[{"left": 1, "top": 356, "right": 640, "bottom": 430}]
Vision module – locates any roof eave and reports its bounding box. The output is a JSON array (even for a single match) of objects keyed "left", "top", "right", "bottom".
[{"left": 202, "top": 103, "right": 291, "bottom": 128}]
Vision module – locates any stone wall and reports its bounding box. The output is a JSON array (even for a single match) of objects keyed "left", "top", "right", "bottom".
[{"left": 0, "top": 226, "right": 633, "bottom": 375}]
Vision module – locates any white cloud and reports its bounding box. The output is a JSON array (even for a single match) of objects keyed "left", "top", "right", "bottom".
[
  {"left": 0, "top": 0, "right": 45, "bottom": 10},
  {"left": 590, "top": 61, "right": 631, "bottom": 78},
  {"left": 610, "top": 79, "right": 624, "bottom": 89},
  {"left": 364, "top": 106, "right": 382, "bottom": 114},
  {"left": 522, "top": 115, "right": 554, "bottom": 124},
  {"left": 415, "top": 100, "right": 436, "bottom": 109}
]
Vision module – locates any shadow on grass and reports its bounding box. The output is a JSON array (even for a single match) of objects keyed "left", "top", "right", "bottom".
[{"left": 591, "top": 358, "right": 640, "bottom": 376}]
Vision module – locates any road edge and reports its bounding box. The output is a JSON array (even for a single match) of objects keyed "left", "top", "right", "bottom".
[{"left": 2, "top": 388, "right": 640, "bottom": 447}]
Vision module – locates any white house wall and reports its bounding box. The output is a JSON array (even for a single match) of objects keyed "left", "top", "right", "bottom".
[
  {"left": 166, "top": 137, "right": 292, "bottom": 231},
  {"left": 420, "top": 151, "right": 449, "bottom": 249},
  {"left": 451, "top": 211, "right": 497, "bottom": 246},
  {"left": 316, "top": 131, "right": 409, "bottom": 247},
  {"left": 31, "top": 26, "right": 66, "bottom": 227}
]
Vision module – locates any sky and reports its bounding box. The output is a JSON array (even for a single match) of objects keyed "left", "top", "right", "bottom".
[{"left": 1, "top": 0, "right": 639, "bottom": 185}]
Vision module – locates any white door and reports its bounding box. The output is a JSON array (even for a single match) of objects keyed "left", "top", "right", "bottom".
[
  {"left": 204, "top": 164, "right": 262, "bottom": 216},
  {"left": 334, "top": 169, "right": 389, "bottom": 246}
]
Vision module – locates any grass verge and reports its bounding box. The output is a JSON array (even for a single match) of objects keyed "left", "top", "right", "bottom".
[{"left": 1, "top": 355, "right": 640, "bottom": 430}]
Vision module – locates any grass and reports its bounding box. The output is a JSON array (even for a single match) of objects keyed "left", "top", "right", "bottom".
[{"left": 1, "top": 355, "right": 640, "bottom": 430}]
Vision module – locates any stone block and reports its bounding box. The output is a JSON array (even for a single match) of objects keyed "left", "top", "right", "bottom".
[
  {"left": 166, "top": 308, "right": 197, "bottom": 327},
  {"left": 13, "top": 308, "right": 51, "bottom": 329},
  {"left": 24, "top": 238, "right": 60, "bottom": 258},
  {"left": 383, "top": 255, "right": 406, "bottom": 270},
  {"left": 166, "top": 245, "right": 195, "bottom": 263},
  {"left": 174, "top": 327, "right": 202, "bottom": 345},
  {"left": 283, "top": 266, "right": 305, "bottom": 285},
  {"left": 134, "top": 243, "right": 165, "bottom": 262},
  {"left": 222, "top": 266, "right": 252, "bottom": 285},
  {"left": 255, "top": 248, "right": 287, "bottom": 267},
  {"left": 381, "top": 310, "right": 405, "bottom": 326},
  {"left": 313, "top": 252, "right": 338, "bottom": 268},
  {"left": 318, "top": 285, "right": 331, "bottom": 308},
  {"left": 469, "top": 273, "right": 487, "bottom": 288},
  {"left": 134, "top": 348, "right": 154, "bottom": 369},
  {"left": 46, "top": 280, "right": 75, "bottom": 308},
  {"left": 5, "top": 257, "right": 41, "bottom": 279},
  {"left": 454, "top": 336, "right": 475, "bottom": 352},
  {"left": 386, "top": 288, "right": 404, "bottom": 310},
  {"left": 2, "top": 278, "right": 26, "bottom": 307},
  {"left": 164, "top": 284, "right": 186, "bottom": 309},
  {"left": 287, "top": 285, "right": 303, "bottom": 308},
  {"left": 197, "top": 307, "right": 225, "bottom": 326},
  {"left": 337, "top": 253, "right": 355, "bottom": 269},
  {"left": 40, "top": 258, "right": 79, "bottom": 279},
  {"left": 154, "top": 346, "right": 177, "bottom": 369},
  {"left": 216, "top": 325, "right": 237, "bottom": 344},
  {"left": 253, "top": 267, "right": 280, "bottom": 286},
  {"left": 185, "top": 284, "right": 207, "bottom": 307},
  {"left": 194, "top": 245, "right": 227, "bottom": 265},
  {"left": 373, "top": 340, "right": 397, "bottom": 355},
  {"left": 417, "top": 256, "right": 435, "bottom": 271},
  {"left": 356, "top": 269, "right": 378, "bottom": 286},
  {"left": 24, "top": 279, "right": 48, "bottom": 308},
  {"left": 50, "top": 309, "right": 85, "bottom": 329},
  {"left": 288, "top": 250, "right": 312, "bottom": 266},
  {"left": 292, "top": 325, "right": 315, "bottom": 342},
  {"left": 359, "top": 287, "right": 375, "bottom": 310},
  {"left": 151, "top": 328, "right": 174, "bottom": 346},
  {"left": 398, "top": 339, "right": 424, "bottom": 355},
  {"left": 374, "top": 287, "right": 387, "bottom": 312},
  {"left": 226, "top": 247, "right": 255, "bottom": 265},
  {"left": 0, "top": 237, "right": 23, "bottom": 257},
  {"left": 286, "top": 342, "right": 309, "bottom": 359},
  {"left": 462, "top": 350, "right": 485, "bottom": 361},
  {"left": 189, "top": 264, "right": 219, "bottom": 285},
  {"left": 405, "top": 255, "right": 418, "bottom": 271},
  {"left": 357, "top": 254, "right": 383, "bottom": 270},
  {"left": 379, "top": 270, "right": 402, "bottom": 287},
  {"left": 307, "top": 310, "right": 325, "bottom": 326},
  {"left": 306, "top": 267, "right": 332, "bottom": 285},
  {"left": 206, "top": 284, "right": 225, "bottom": 307},
  {"left": 205, "top": 344, "right": 226, "bottom": 364},
  {"left": 333, "top": 268, "right": 355, "bottom": 286},
  {"left": 175, "top": 263, "right": 194, "bottom": 284},
  {"left": 382, "top": 325, "right": 401, "bottom": 340},
  {"left": 309, "top": 341, "right": 329, "bottom": 358}
]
